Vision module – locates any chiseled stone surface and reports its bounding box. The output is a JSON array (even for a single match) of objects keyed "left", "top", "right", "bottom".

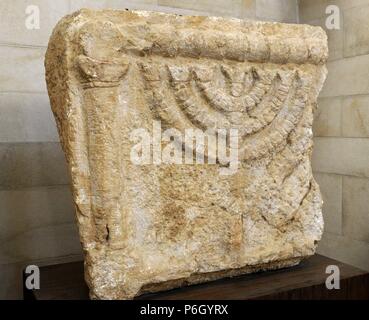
[{"left": 45, "top": 9, "right": 327, "bottom": 299}]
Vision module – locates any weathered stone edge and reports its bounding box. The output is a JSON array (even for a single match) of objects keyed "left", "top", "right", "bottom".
[{"left": 48, "top": 8, "right": 328, "bottom": 65}]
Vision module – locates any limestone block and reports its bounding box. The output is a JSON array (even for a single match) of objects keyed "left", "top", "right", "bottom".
[
  {"left": 299, "top": 0, "right": 369, "bottom": 23},
  {"left": 320, "top": 55, "right": 369, "bottom": 98},
  {"left": 343, "top": 5, "right": 369, "bottom": 58},
  {"left": 0, "top": 143, "right": 69, "bottom": 189},
  {"left": 0, "top": 186, "right": 75, "bottom": 241},
  {"left": 0, "top": 46, "right": 47, "bottom": 93},
  {"left": 0, "top": 0, "right": 69, "bottom": 47},
  {"left": 312, "top": 137, "right": 369, "bottom": 178},
  {"left": 313, "top": 97, "right": 341, "bottom": 137},
  {"left": 299, "top": 0, "right": 327, "bottom": 23},
  {"left": 0, "top": 186, "right": 81, "bottom": 265},
  {"left": 0, "top": 221, "right": 81, "bottom": 265},
  {"left": 256, "top": 0, "right": 298, "bottom": 23},
  {"left": 70, "top": 0, "right": 157, "bottom": 12},
  {"left": 45, "top": 9, "right": 328, "bottom": 299},
  {"left": 158, "top": 0, "right": 244, "bottom": 18},
  {"left": 343, "top": 176, "right": 369, "bottom": 243},
  {"left": 342, "top": 95, "right": 369, "bottom": 138},
  {"left": 0, "top": 93, "right": 59, "bottom": 143}
]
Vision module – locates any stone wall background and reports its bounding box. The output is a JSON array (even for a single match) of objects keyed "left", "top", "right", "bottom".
[
  {"left": 1, "top": 0, "right": 367, "bottom": 299},
  {"left": 299, "top": 0, "right": 369, "bottom": 273}
]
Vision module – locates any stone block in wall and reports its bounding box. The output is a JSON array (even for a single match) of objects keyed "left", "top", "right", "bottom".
[
  {"left": 256, "top": 0, "right": 298, "bottom": 23},
  {"left": 0, "top": 46, "right": 47, "bottom": 93},
  {"left": 0, "top": 93, "right": 59, "bottom": 142},
  {"left": 239, "top": 0, "right": 257, "bottom": 19},
  {"left": 0, "top": 222, "right": 81, "bottom": 265},
  {"left": 0, "top": 186, "right": 75, "bottom": 241},
  {"left": 0, "top": 0, "right": 69, "bottom": 47},
  {"left": 70, "top": 0, "right": 157, "bottom": 11},
  {"left": 312, "top": 137, "right": 369, "bottom": 178},
  {"left": 299, "top": 0, "right": 328, "bottom": 23},
  {"left": 317, "top": 232, "right": 369, "bottom": 271},
  {"left": 149, "top": 5, "right": 217, "bottom": 17},
  {"left": 344, "top": 5, "right": 369, "bottom": 58},
  {"left": 335, "top": 0, "right": 369, "bottom": 10},
  {"left": 343, "top": 176, "right": 369, "bottom": 243},
  {"left": 342, "top": 95, "right": 369, "bottom": 138},
  {"left": 314, "top": 172, "right": 342, "bottom": 235},
  {"left": 70, "top": 0, "right": 224, "bottom": 18},
  {"left": 320, "top": 54, "right": 369, "bottom": 98},
  {"left": 0, "top": 143, "right": 70, "bottom": 190},
  {"left": 313, "top": 97, "right": 341, "bottom": 137},
  {"left": 299, "top": 0, "right": 369, "bottom": 23},
  {"left": 0, "top": 185, "right": 80, "bottom": 264},
  {"left": 158, "top": 0, "right": 245, "bottom": 18},
  {"left": 71, "top": 0, "right": 257, "bottom": 20}
]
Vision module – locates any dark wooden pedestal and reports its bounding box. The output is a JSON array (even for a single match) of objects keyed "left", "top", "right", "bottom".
[{"left": 23, "top": 255, "right": 369, "bottom": 300}]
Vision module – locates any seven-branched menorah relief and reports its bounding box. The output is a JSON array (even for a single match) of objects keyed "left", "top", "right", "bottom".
[{"left": 45, "top": 9, "right": 328, "bottom": 299}]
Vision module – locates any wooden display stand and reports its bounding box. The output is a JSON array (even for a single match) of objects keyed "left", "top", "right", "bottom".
[{"left": 23, "top": 254, "right": 369, "bottom": 300}]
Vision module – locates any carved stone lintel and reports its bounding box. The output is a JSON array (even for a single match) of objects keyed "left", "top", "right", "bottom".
[{"left": 45, "top": 9, "right": 327, "bottom": 299}]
